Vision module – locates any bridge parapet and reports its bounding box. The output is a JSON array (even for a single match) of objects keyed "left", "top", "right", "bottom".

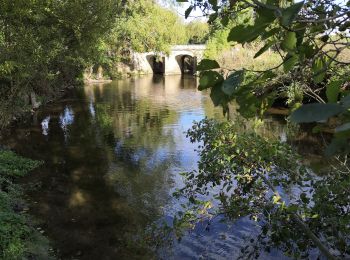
[{"left": 171, "top": 45, "right": 206, "bottom": 51}]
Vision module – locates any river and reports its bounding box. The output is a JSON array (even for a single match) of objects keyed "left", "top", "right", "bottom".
[{"left": 3, "top": 75, "right": 322, "bottom": 259}]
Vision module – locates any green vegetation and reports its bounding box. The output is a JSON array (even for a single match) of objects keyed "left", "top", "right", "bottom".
[
  {"left": 0, "top": 0, "right": 211, "bottom": 124},
  {"left": 0, "top": 149, "right": 45, "bottom": 259},
  {"left": 186, "top": 21, "right": 209, "bottom": 44},
  {"left": 174, "top": 0, "right": 350, "bottom": 258},
  {"left": 0, "top": 0, "right": 120, "bottom": 128},
  {"left": 99, "top": 1, "right": 210, "bottom": 78}
]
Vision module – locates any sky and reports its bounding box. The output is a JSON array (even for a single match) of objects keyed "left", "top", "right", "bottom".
[{"left": 158, "top": 0, "right": 207, "bottom": 23}]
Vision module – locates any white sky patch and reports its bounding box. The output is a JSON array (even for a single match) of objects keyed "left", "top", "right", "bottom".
[{"left": 157, "top": 0, "right": 207, "bottom": 23}]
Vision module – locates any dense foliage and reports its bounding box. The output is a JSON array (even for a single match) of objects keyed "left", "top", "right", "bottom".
[
  {"left": 186, "top": 21, "right": 210, "bottom": 44},
  {"left": 0, "top": 0, "right": 120, "bottom": 127},
  {"left": 174, "top": 119, "right": 349, "bottom": 259},
  {"left": 188, "top": 0, "right": 349, "bottom": 143},
  {"left": 110, "top": 0, "right": 188, "bottom": 55}
]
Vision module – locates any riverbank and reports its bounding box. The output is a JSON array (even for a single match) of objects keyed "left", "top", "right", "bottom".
[
  {"left": 0, "top": 83, "right": 78, "bottom": 138},
  {"left": 0, "top": 148, "right": 52, "bottom": 258}
]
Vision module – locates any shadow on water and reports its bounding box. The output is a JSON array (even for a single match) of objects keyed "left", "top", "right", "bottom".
[{"left": 1, "top": 75, "right": 325, "bottom": 259}]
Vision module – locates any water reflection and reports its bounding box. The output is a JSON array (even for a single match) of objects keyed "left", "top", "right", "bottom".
[
  {"left": 3, "top": 75, "right": 301, "bottom": 259},
  {"left": 41, "top": 116, "right": 50, "bottom": 136},
  {"left": 59, "top": 106, "right": 75, "bottom": 142},
  {"left": 89, "top": 99, "right": 96, "bottom": 119}
]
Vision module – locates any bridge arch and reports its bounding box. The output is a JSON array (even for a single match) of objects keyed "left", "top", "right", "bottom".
[
  {"left": 175, "top": 54, "right": 197, "bottom": 75},
  {"left": 146, "top": 54, "right": 165, "bottom": 74}
]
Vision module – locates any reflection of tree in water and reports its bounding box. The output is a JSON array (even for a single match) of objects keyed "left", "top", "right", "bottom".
[
  {"left": 2, "top": 78, "right": 188, "bottom": 259},
  {"left": 89, "top": 81, "right": 182, "bottom": 217}
]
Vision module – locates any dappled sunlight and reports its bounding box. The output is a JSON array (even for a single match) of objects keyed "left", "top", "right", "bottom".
[{"left": 69, "top": 189, "right": 89, "bottom": 208}]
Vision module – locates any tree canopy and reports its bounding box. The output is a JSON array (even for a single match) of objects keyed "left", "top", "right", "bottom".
[
  {"left": 183, "top": 0, "right": 350, "bottom": 154},
  {"left": 0, "top": 0, "right": 121, "bottom": 127}
]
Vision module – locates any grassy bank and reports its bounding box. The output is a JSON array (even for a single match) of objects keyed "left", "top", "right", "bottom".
[{"left": 0, "top": 149, "right": 51, "bottom": 259}]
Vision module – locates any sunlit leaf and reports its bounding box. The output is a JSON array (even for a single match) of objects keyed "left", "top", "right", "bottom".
[
  {"left": 326, "top": 80, "right": 342, "bottom": 103},
  {"left": 312, "top": 57, "right": 327, "bottom": 83},
  {"left": 282, "top": 32, "right": 297, "bottom": 52}
]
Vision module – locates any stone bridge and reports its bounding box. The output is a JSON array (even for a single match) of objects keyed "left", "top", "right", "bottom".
[{"left": 132, "top": 45, "right": 206, "bottom": 75}]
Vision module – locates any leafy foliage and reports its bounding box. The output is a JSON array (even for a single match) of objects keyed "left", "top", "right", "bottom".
[
  {"left": 180, "top": 0, "right": 350, "bottom": 155},
  {"left": 186, "top": 21, "right": 210, "bottom": 44},
  {"left": 0, "top": 0, "right": 120, "bottom": 127},
  {"left": 0, "top": 149, "right": 44, "bottom": 259},
  {"left": 107, "top": 0, "right": 188, "bottom": 59},
  {"left": 174, "top": 119, "right": 350, "bottom": 259}
]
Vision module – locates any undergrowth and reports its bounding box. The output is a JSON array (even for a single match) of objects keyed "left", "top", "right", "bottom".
[{"left": 0, "top": 149, "right": 50, "bottom": 259}]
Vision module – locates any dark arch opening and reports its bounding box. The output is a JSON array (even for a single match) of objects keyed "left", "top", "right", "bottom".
[
  {"left": 146, "top": 55, "right": 165, "bottom": 74},
  {"left": 175, "top": 55, "right": 197, "bottom": 74}
]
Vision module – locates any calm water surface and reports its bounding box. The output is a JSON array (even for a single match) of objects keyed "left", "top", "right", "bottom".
[{"left": 4, "top": 75, "right": 299, "bottom": 259}]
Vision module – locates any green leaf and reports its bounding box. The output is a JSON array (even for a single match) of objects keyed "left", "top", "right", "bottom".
[
  {"left": 325, "top": 137, "right": 348, "bottom": 157},
  {"left": 236, "top": 87, "right": 259, "bottom": 118},
  {"left": 254, "top": 40, "right": 277, "bottom": 58},
  {"left": 326, "top": 80, "right": 342, "bottom": 103},
  {"left": 208, "top": 13, "right": 218, "bottom": 24},
  {"left": 210, "top": 84, "right": 229, "bottom": 107},
  {"left": 312, "top": 57, "right": 327, "bottom": 83},
  {"left": 299, "top": 43, "right": 316, "bottom": 59},
  {"left": 283, "top": 55, "right": 298, "bottom": 72},
  {"left": 300, "top": 193, "right": 309, "bottom": 204},
  {"left": 198, "top": 71, "right": 224, "bottom": 91},
  {"left": 281, "top": 1, "right": 304, "bottom": 26},
  {"left": 256, "top": 6, "right": 276, "bottom": 24},
  {"left": 335, "top": 123, "right": 350, "bottom": 133},
  {"left": 290, "top": 103, "right": 344, "bottom": 123},
  {"left": 221, "top": 70, "right": 245, "bottom": 96},
  {"left": 176, "top": 0, "right": 188, "bottom": 2},
  {"left": 221, "top": 16, "right": 229, "bottom": 27},
  {"left": 185, "top": 6, "right": 193, "bottom": 19},
  {"left": 197, "top": 59, "right": 220, "bottom": 71},
  {"left": 208, "top": 0, "right": 218, "bottom": 6},
  {"left": 282, "top": 32, "right": 297, "bottom": 52},
  {"left": 228, "top": 23, "right": 269, "bottom": 43},
  {"left": 261, "top": 28, "right": 279, "bottom": 40}
]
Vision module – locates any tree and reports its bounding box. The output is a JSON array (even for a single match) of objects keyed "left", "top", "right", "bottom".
[
  {"left": 0, "top": 0, "right": 121, "bottom": 127},
  {"left": 172, "top": 0, "right": 350, "bottom": 258},
  {"left": 184, "top": 0, "right": 350, "bottom": 153},
  {"left": 108, "top": 0, "right": 188, "bottom": 58},
  {"left": 186, "top": 21, "right": 210, "bottom": 44}
]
